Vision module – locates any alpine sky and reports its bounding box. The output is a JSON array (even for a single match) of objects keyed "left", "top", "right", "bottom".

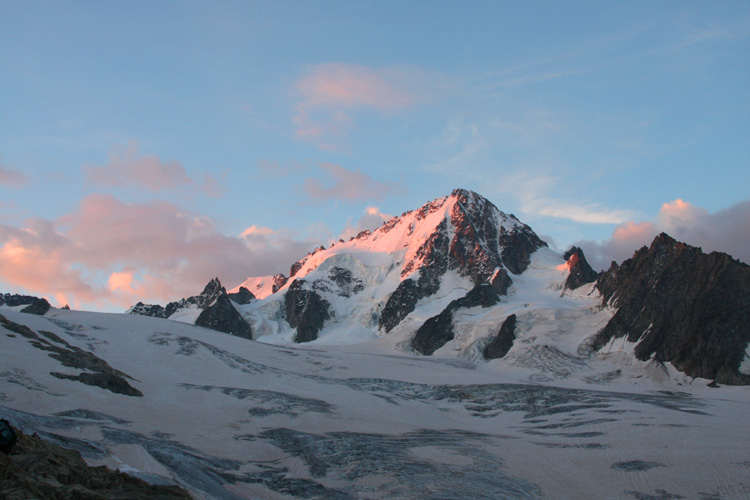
[{"left": 1, "top": 1, "right": 748, "bottom": 311}]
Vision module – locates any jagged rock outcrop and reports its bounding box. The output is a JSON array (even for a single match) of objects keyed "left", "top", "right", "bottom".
[
  {"left": 0, "top": 294, "right": 51, "bottom": 316},
  {"left": 270, "top": 274, "right": 288, "bottom": 294},
  {"left": 563, "top": 247, "right": 599, "bottom": 290},
  {"left": 0, "top": 314, "right": 142, "bottom": 397},
  {"left": 127, "top": 302, "right": 168, "bottom": 318},
  {"left": 0, "top": 427, "right": 192, "bottom": 500},
  {"left": 379, "top": 267, "right": 443, "bottom": 333},
  {"left": 284, "top": 280, "right": 331, "bottom": 343},
  {"left": 228, "top": 286, "right": 255, "bottom": 305},
  {"left": 592, "top": 233, "right": 750, "bottom": 385},
  {"left": 412, "top": 283, "right": 501, "bottom": 355},
  {"left": 128, "top": 278, "right": 253, "bottom": 339},
  {"left": 311, "top": 266, "right": 365, "bottom": 299},
  {"left": 195, "top": 293, "right": 253, "bottom": 340},
  {"left": 483, "top": 314, "right": 517, "bottom": 360}
]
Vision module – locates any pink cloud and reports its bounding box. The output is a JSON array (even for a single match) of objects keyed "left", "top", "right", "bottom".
[
  {"left": 295, "top": 63, "right": 415, "bottom": 110},
  {"left": 292, "top": 63, "right": 426, "bottom": 149},
  {"left": 337, "top": 206, "right": 392, "bottom": 241},
  {"left": 303, "top": 162, "right": 404, "bottom": 201},
  {"left": 0, "top": 194, "right": 323, "bottom": 310},
  {"left": 84, "top": 141, "right": 193, "bottom": 191},
  {"left": 0, "top": 157, "right": 30, "bottom": 187},
  {"left": 576, "top": 199, "right": 750, "bottom": 270}
]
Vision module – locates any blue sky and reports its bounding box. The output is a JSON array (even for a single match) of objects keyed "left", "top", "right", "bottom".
[{"left": 1, "top": 1, "right": 748, "bottom": 311}]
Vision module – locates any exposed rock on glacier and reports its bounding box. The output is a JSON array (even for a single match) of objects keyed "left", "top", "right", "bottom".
[
  {"left": 128, "top": 278, "right": 253, "bottom": 340},
  {"left": 483, "top": 314, "right": 517, "bottom": 360},
  {"left": 283, "top": 280, "right": 331, "bottom": 343},
  {"left": 412, "top": 282, "right": 501, "bottom": 355},
  {"left": 562, "top": 246, "right": 599, "bottom": 290},
  {"left": 0, "top": 294, "right": 51, "bottom": 316}
]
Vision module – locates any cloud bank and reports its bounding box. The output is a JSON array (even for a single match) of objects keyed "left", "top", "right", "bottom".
[
  {"left": 0, "top": 194, "right": 321, "bottom": 310},
  {"left": 576, "top": 199, "right": 750, "bottom": 271}
]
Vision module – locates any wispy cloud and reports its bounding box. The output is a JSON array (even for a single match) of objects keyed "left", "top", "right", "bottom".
[
  {"left": 291, "top": 63, "right": 432, "bottom": 150},
  {"left": 0, "top": 156, "right": 30, "bottom": 188},
  {"left": 303, "top": 162, "right": 404, "bottom": 201},
  {"left": 576, "top": 198, "right": 750, "bottom": 270},
  {"left": 83, "top": 141, "right": 224, "bottom": 197},
  {"left": 496, "top": 170, "right": 636, "bottom": 225}
]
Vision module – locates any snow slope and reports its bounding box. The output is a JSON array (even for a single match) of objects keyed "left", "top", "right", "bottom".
[{"left": 2, "top": 307, "right": 749, "bottom": 500}]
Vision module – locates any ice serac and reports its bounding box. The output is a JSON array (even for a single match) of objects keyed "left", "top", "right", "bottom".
[
  {"left": 562, "top": 246, "right": 599, "bottom": 290},
  {"left": 592, "top": 233, "right": 750, "bottom": 385},
  {"left": 128, "top": 278, "right": 253, "bottom": 339}
]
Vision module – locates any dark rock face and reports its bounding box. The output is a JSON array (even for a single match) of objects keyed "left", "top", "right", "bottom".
[
  {"left": 498, "top": 225, "right": 548, "bottom": 275},
  {"left": 563, "top": 247, "right": 599, "bottom": 290},
  {"left": 228, "top": 286, "right": 255, "bottom": 305},
  {"left": 592, "top": 233, "right": 750, "bottom": 385},
  {"left": 0, "top": 428, "right": 192, "bottom": 500},
  {"left": 0, "top": 294, "right": 51, "bottom": 316},
  {"left": 284, "top": 280, "right": 331, "bottom": 343},
  {"left": 412, "top": 283, "right": 501, "bottom": 355},
  {"left": 196, "top": 293, "right": 254, "bottom": 340},
  {"left": 0, "top": 314, "right": 142, "bottom": 397},
  {"left": 379, "top": 279, "right": 419, "bottom": 334},
  {"left": 483, "top": 314, "right": 517, "bottom": 360},
  {"left": 128, "top": 278, "right": 253, "bottom": 340},
  {"left": 491, "top": 269, "right": 513, "bottom": 296},
  {"left": 128, "top": 302, "right": 168, "bottom": 318},
  {"left": 379, "top": 266, "right": 444, "bottom": 333}
]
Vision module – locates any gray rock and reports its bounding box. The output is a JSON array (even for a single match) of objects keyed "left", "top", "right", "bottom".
[{"left": 484, "top": 314, "right": 517, "bottom": 360}]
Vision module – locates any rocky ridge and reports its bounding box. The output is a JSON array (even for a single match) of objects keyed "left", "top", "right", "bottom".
[
  {"left": 128, "top": 278, "right": 253, "bottom": 339},
  {"left": 592, "top": 233, "right": 750, "bottom": 385},
  {"left": 562, "top": 246, "right": 599, "bottom": 290},
  {"left": 0, "top": 294, "right": 51, "bottom": 316}
]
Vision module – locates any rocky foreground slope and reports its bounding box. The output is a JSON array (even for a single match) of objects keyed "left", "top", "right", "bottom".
[{"left": 0, "top": 427, "right": 192, "bottom": 500}]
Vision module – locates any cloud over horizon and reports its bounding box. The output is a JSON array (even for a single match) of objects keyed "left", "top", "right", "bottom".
[
  {"left": 576, "top": 198, "right": 750, "bottom": 271},
  {"left": 0, "top": 194, "right": 322, "bottom": 310}
]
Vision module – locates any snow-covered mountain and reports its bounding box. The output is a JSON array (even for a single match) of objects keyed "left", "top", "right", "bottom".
[
  {"left": 130, "top": 188, "right": 750, "bottom": 385},
  {"left": 2, "top": 188, "right": 750, "bottom": 499}
]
